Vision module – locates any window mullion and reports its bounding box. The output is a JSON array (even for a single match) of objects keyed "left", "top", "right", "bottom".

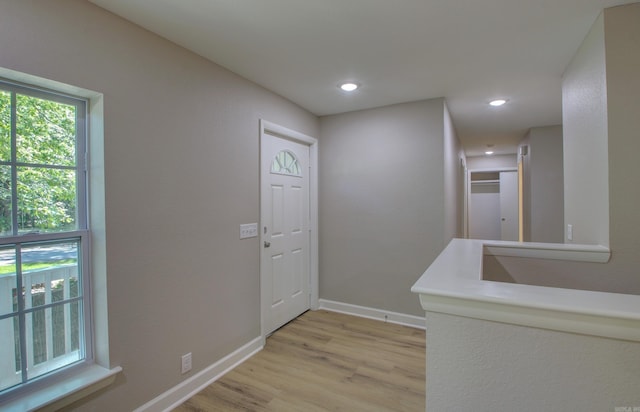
[
  {"left": 10, "top": 92, "right": 18, "bottom": 236},
  {"left": 15, "top": 243, "right": 28, "bottom": 384},
  {"left": 75, "top": 103, "right": 87, "bottom": 231},
  {"left": 0, "top": 230, "right": 86, "bottom": 245},
  {"left": 21, "top": 295, "right": 84, "bottom": 315}
]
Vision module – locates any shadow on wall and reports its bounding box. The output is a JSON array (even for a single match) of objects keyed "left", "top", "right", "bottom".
[{"left": 482, "top": 254, "right": 634, "bottom": 294}]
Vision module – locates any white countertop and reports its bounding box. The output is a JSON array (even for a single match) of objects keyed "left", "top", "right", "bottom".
[{"left": 411, "top": 238, "right": 640, "bottom": 341}]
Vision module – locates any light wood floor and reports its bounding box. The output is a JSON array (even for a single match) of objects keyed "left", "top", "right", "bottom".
[{"left": 173, "top": 310, "right": 425, "bottom": 411}]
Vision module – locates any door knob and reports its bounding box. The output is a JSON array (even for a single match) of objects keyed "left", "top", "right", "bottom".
[{"left": 264, "top": 241, "right": 271, "bottom": 248}]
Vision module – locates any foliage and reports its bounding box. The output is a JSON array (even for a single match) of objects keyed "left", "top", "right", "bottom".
[
  {"left": 0, "top": 90, "right": 78, "bottom": 234},
  {"left": 0, "top": 259, "right": 77, "bottom": 276}
]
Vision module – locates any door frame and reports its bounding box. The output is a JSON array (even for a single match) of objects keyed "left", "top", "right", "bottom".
[
  {"left": 259, "top": 119, "right": 318, "bottom": 342},
  {"left": 464, "top": 166, "right": 518, "bottom": 239}
]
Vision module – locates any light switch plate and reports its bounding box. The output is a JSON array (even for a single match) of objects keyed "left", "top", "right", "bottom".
[
  {"left": 240, "top": 223, "right": 258, "bottom": 239},
  {"left": 181, "top": 352, "right": 192, "bottom": 374}
]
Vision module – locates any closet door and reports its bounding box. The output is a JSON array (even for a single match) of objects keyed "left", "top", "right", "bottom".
[
  {"left": 469, "top": 181, "right": 501, "bottom": 240},
  {"left": 500, "top": 171, "right": 519, "bottom": 241}
]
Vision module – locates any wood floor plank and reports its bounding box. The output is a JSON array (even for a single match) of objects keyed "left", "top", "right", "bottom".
[{"left": 173, "top": 310, "right": 425, "bottom": 411}]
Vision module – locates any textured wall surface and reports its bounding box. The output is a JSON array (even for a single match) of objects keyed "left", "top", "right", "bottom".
[
  {"left": 425, "top": 312, "right": 640, "bottom": 412},
  {"left": 562, "top": 3, "right": 640, "bottom": 294},
  {"left": 562, "top": 12, "right": 609, "bottom": 247}
]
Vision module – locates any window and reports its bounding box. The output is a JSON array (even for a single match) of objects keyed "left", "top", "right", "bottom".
[
  {"left": 271, "top": 150, "right": 301, "bottom": 176},
  {"left": 0, "top": 80, "right": 89, "bottom": 395}
]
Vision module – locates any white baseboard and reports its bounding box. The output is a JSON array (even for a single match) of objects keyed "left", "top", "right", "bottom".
[
  {"left": 134, "top": 303, "right": 422, "bottom": 411},
  {"left": 318, "top": 299, "right": 426, "bottom": 330},
  {"left": 134, "top": 336, "right": 263, "bottom": 412}
]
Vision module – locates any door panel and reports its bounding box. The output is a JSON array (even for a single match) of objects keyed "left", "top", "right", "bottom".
[
  {"left": 271, "top": 185, "right": 284, "bottom": 236},
  {"left": 469, "top": 182, "right": 501, "bottom": 240},
  {"left": 500, "top": 171, "right": 519, "bottom": 241},
  {"left": 261, "top": 133, "right": 310, "bottom": 334}
]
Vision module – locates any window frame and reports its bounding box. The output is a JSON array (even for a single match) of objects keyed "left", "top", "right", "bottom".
[{"left": 0, "top": 78, "right": 93, "bottom": 397}]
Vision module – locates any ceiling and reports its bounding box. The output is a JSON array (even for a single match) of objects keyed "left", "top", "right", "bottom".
[{"left": 89, "top": 0, "right": 636, "bottom": 156}]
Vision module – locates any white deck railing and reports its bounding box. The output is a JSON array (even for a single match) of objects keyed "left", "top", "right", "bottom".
[{"left": 0, "top": 265, "right": 81, "bottom": 390}]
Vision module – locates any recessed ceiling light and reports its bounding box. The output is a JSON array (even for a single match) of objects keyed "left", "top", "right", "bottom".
[
  {"left": 339, "top": 82, "right": 359, "bottom": 92},
  {"left": 489, "top": 99, "right": 507, "bottom": 107},
  {"left": 485, "top": 144, "right": 495, "bottom": 155}
]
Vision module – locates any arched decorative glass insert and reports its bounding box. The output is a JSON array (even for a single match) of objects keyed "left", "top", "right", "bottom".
[{"left": 271, "top": 150, "right": 301, "bottom": 176}]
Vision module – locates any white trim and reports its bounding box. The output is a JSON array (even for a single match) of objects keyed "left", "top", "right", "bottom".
[
  {"left": 133, "top": 337, "right": 263, "bottom": 412},
  {"left": 309, "top": 135, "right": 319, "bottom": 310},
  {"left": 468, "top": 166, "right": 518, "bottom": 173},
  {"left": 482, "top": 240, "right": 610, "bottom": 263},
  {"left": 0, "top": 67, "right": 116, "bottom": 408},
  {"left": 464, "top": 166, "right": 518, "bottom": 239},
  {"left": 318, "top": 299, "right": 426, "bottom": 330},
  {"left": 412, "top": 239, "right": 640, "bottom": 342},
  {"left": 0, "top": 364, "right": 121, "bottom": 412},
  {"left": 418, "top": 293, "right": 640, "bottom": 342},
  {"left": 261, "top": 120, "right": 317, "bottom": 146},
  {"left": 462, "top": 161, "right": 469, "bottom": 238},
  {"left": 259, "top": 120, "right": 320, "bottom": 333}
]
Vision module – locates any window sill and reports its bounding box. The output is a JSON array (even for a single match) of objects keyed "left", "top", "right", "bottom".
[{"left": 0, "top": 364, "right": 122, "bottom": 412}]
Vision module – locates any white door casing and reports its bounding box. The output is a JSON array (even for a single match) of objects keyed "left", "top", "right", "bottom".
[
  {"left": 260, "top": 120, "right": 318, "bottom": 336},
  {"left": 465, "top": 167, "right": 519, "bottom": 241}
]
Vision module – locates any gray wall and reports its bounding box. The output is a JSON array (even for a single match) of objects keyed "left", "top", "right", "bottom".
[
  {"left": 319, "top": 99, "right": 456, "bottom": 316},
  {"left": 562, "top": 12, "right": 609, "bottom": 247},
  {"left": 0, "top": 1, "right": 318, "bottom": 410},
  {"left": 443, "top": 103, "right": 466, "bottom": 240},
  {"left": 522, "top": 126, "right": 564, "bottom": 243},
  {"left": 483, "top": 254, "right": 632, "bottom": 293},
  {"left": 604, "top": 3, "right": 640, "bottom": 292},
  {"left": 562, "top": 3, "right": 640, "bottom": 294}
]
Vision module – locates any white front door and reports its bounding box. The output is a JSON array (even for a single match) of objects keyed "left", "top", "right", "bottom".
[{"left": 261, "top": 132, "right": 310, "bottom": 334}]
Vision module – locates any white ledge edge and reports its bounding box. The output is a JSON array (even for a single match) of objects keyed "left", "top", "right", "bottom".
[
  {"left": 1, "top": 364, "right": 122, "bottom": 412},
  {"left": 412, "top": 239, "right": 640, "bottom": 342},
  {"left": 419, "top": 293, "right": 640, "bottom": 342},
  {"left": 482, "top": 240, "right": 611, "bottom": 263}
]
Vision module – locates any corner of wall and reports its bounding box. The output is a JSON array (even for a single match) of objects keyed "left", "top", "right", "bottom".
[
  {"left": 561, "top": 11, "right": 609, "bottom": 247},
  {"left": 443, "top": 101, "right": 465, "bottom": 240}
]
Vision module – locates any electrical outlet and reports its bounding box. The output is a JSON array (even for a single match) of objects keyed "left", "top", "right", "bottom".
[
  {"left": 181, "top": 352, "right": 192, "bottom": 374},
  {"left": 567, "top": 224, "right": 573, "bottom": 241},
  {"left": 240, "top": 223, "right": 258, "bottom": 239}
]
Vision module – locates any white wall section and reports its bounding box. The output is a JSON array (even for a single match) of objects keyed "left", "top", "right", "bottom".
[
  {"left": 424, "top": 312, "right": 640, "bottom": 411},
  {"left": 412, "top": 238, "right": 639, "bottom": 410}
]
